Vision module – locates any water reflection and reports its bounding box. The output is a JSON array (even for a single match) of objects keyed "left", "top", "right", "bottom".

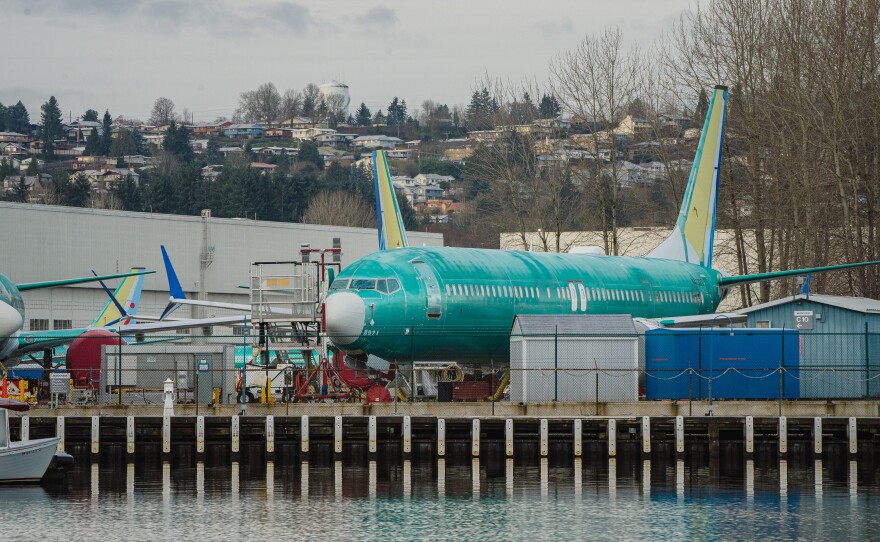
[{"left": 9, "top": 455, "right": 880, "bottom": 540}]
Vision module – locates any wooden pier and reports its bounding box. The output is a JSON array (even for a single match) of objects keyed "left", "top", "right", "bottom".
[{"left": 7, "top": 414, "right": 880, "bottom": 465}]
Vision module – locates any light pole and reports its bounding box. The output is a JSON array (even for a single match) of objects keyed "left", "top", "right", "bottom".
[{"left": 708, "top": 314, "right": 734, "bottom": 416}]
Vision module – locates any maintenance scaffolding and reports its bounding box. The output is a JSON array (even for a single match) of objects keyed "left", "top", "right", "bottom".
[{"left": 242, "top": 246, "right": 345, "bottom": 404}]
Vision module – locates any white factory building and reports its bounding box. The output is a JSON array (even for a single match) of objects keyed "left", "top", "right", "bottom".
[{"left": 0, "top": 202, "right": 443, "bottom": 334}]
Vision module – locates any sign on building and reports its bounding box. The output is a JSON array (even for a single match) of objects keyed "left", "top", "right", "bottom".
[{"left": 794, "top": 310, "right": 814, "bottom": 330}]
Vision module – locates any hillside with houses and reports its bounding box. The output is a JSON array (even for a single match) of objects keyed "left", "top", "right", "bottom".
[{"left": 0, "top": 86, "right": 704, "bottom": 248}]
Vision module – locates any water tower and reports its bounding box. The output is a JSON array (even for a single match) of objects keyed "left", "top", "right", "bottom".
[{"left": 318, "top": 81, "right": 351, "bottom": 118}]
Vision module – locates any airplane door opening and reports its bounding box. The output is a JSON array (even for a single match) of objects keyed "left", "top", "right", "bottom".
[{"left": 412, "top": 261, "right": 442, "bottom": 318}]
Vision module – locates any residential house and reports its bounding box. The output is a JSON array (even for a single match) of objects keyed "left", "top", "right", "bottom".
[
  {"left": 218, "top": 146, "right": 244, "bottom": 157},
  {"left": 250, "top": 162, "right": 277, "bottom": 175},
  {"left": 316, "top": 133, "right": 356, "bottom": 147},
  {"left": 352, "top": 135, "right": 403, "bottom": 149},
  {"left": 414, "top": 173, "right": 454, "bottom": 185},
  {"left": 0, "top": 131, "right": 29, "bottom": 144},
  {"left": 222, "top": 124, "right": 266, "bottom": 138},
  {"left": 280, "top": 117, "right": 318, "bottom": 128},
  {"left": 2, "top": 173, "right": 52, "bottom": 198},
  {"left": 201, "top": 164, "right": 223, "bottom": 180},
  {"left": 65, "top": 121, "right": 103, "bottom": 143},
  {"left": 385, "top": 148, "right": 416, "bottom": 160},
  {"left": 142, "top": 133, "right": 165, "bottom": 148},
  {"left": 252, "top": 146, "right": 297, "bottom": 158},
  {"left": 17, "top": 157, "right": 44, "bottom": 171},
  {"left": 191, "top": 121, "right": 232, "bottom": 135},
  {"left": 53, "top": 146, "right": 85, "bottom": 158},
  {"left": 2, "top": 143, "right": 28, "bottom": 158},
  {"left": 616, "top": 115, "right": 654, "bottom": 138},
  {"left": 190, "top": 139, "right": 210, "bottom": 151},
  {"left": 74, "top": 155, "right": 116, "bottom": 170},
  {"left": 81, "top": 168, "right": 140, "bottom": 191}
]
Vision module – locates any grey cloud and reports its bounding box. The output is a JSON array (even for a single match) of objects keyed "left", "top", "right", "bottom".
[
  {"left": 11, "top": 0, "right": 142, "bottom": 17},
  {"left": 261, "top": 2, "right": 313, "bottom": 33},
  {"left": 9, "top": 0, "right": 315, "bottom": 37},
  {"left": 355, "top": 6, "right": 397, "bottom": 28},
  {"left": 534, "top": 19, "right": 575, "bottom": 38}
]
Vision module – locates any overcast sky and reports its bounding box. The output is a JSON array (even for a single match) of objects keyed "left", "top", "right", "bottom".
[{"left": 2, "top": 0, "right": 692, "bottom": 123}]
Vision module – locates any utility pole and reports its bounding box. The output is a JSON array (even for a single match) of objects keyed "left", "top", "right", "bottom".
[{"left": 197, "top": 209, "right": 214, "bottom": 336}]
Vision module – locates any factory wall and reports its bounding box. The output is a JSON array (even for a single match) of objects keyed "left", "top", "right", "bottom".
[{"left": 0, "top": 202, "right": 443, "bottom": 331}]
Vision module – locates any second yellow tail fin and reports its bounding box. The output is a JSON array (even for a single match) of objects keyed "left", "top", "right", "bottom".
[{"left": 373, "top": 150, "right": 409, "bottom": 250}]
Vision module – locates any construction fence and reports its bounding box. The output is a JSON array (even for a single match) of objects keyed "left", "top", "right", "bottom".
[{"left": 1, "top": 331, "right": 879, "bottom": 415}]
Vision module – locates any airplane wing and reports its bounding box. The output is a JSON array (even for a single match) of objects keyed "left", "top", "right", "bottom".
[
  {"left": 15, "top": 270, "right": 154, "bottom": 291},
  {"left": 115, "top": 315, "right": 250, "bottom": 334},
  {"left": 648, "top": 312, "right": 748, "bottom": 328},
  {"left": 719, "top": 261, "right": 880, "bottom": 287}
]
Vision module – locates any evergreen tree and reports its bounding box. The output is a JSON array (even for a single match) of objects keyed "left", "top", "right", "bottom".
[
  {"left": 387, "top": 97, "right": 408, "bottom": 126},
  {"left": 131, "top": 128, "right": 144, "bottom": 155},
  {"left": 7, "top": 101, "right": 30, "bottom": 134},
  {"left": 322, "top": 161, "right": 350, "bottom": 190},
  {"left": 0, "top": 158, "right": 12, "bottom": 181},
  {"left": 112, "top": 175, "right": 142, "bottom": 211},
  {"left": 356, "top": 102, "right": 372, "bottom": 126},
  {"left": 101, "top": 110, "right": 113, "bottom": 156},
  {"left": 539, "top": 94, "right": 561, "bottom": 119},
  {"left": 162, "top": 121, "right": 194, "bottom": 163},
  {"left": 110, "top": 128, "right": 136, "bottom": 157},
  {"left": 15, "top": 176, "right": 28, "bottom": 203},
  {"left": 83, "top": 128, "right": 102, "bottom": 156},
  {"left": 297, "top": 140, "right": 322, "bottom": 170},
  {"left": 40, "top": 96, "right": 63, "bottom": 158},
  {"left": 372, "top": 110, "right": 387, "bottom": 125},
  {"left": 205, "top": 136, "right": 221, "bottom": 165},
  {"left": 466, "top": 88, "right": 495, "bottom": 130},
  {"left": 83, "top": 109, "right": 99, "bottom": 122},
  {"left": 54, "top": 172, "right": 90, "bottom": 207},
  {"left": 26, "top": 158, "right": 39, "bottom": 176},
  {"left": 0, "top": 102, "right": 6, "bottom": 131}
]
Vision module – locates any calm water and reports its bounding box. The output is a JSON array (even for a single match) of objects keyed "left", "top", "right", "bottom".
[{"left": 6, "top": 458, "right": 880, "bottom": 541}]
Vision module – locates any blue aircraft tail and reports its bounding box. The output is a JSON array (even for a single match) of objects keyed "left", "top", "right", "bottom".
[{"left": 160, "top": 245, "right": 187, "bottom": 320}]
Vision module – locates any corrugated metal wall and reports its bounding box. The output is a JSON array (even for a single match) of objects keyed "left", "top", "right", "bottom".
[
  {"left": 0, "top": 202, "right": 443, "bottom": 330},
  {"left": 745, "top": 299, "right": 880, "bottom": 398}
]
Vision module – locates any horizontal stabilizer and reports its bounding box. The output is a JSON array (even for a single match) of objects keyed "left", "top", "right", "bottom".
[
  {"left": 16, "top": 270, "right": 154, "bottom": 292},
  {"left": 719, "top": 261, "right": 880, "bottom": 287}
]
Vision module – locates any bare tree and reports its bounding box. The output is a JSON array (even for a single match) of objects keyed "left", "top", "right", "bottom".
[
  {"left": 279, "top": 89, "right": 303, "bottom": 122},
  {"left": 550, "top": 28, "right": 642, "bottom": 255},
  {"left": 149, "top": 97, "right": 176, "bottom": 126},
  {"left": 88, "top": 191, "right": 123, "bottom": 210},
  {"left": 237, "top": 82, "right": 282, "bottom": 124},
  {"left": 302, "top": 190, "right": 375, "bottom": 228}
]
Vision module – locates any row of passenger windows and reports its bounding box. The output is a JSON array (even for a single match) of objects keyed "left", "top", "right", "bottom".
[
  {"left": 442, "top": 283, "right": 702, "bottom": 305},
  {"left": 330, "top": 278, "right": 401, "bottom": 294},
  {"left": 444, "top": 283, "right": 545, "bottom": 299}
]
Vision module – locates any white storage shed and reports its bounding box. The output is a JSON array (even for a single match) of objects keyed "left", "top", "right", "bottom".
[{"left": 509, "top": 314, "right": 640, "bottom": 403}]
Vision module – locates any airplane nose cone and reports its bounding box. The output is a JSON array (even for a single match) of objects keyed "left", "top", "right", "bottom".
[
  {"left": 0, "top": 301, "right": 23, "bottom": 339},
  {"left": 325, "top": 292, "right": 365, "bottom": 345}
]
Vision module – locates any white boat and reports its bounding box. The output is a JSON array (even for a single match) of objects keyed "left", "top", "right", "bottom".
[{"left": 0, "top": 401, "right": 61, "bottom": 483}]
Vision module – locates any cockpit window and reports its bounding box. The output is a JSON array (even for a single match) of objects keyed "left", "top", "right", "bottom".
[
  {"left": 350, "top": 279, "right": 377, "bottom": 290},
  {"left": 375, "top": 278, "right": 401, "bottom": 294},
  {"left": 329, "top": 279, "right": 350, "bottom": 290}
]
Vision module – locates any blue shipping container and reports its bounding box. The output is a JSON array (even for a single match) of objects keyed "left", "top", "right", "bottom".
[{"left": 645, "top": 328, "right": 800, "bottom": 400}]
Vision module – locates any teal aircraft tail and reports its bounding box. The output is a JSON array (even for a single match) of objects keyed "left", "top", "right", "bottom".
[
  {"left": 648, "top": 85, "right": 728, "bottom": 268},
  {"left": 373, "top": 150, "right": 409, "bottom": 250}
]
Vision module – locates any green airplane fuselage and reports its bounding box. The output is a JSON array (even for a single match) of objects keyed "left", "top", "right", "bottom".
[{"left": 326, "top": 246, "right": 724, "bottom": 363}]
